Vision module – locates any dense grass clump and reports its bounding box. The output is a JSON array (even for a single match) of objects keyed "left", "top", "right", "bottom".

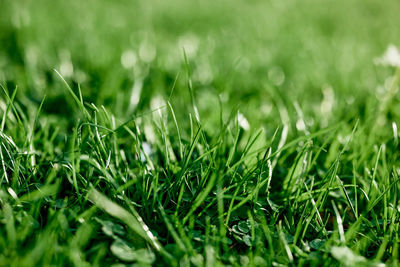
[{"left": 1, "top": 0, "right": 400, "bottom": 266}]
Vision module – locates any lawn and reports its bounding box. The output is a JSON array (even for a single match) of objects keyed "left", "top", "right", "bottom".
[{"left": 1, "top": 0, "right": 400, "bottom": 266}]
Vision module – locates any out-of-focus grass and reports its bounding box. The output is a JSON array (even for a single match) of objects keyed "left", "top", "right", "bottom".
[{"left": 1, "top": 0, "right": 400, "bottom": 266}]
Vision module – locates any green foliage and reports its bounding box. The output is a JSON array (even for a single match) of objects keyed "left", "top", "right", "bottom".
[{"left": 1, "top": 0, "right": 400, "bottom": 266}]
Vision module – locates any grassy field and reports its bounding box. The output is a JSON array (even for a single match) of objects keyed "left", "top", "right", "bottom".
[{"left": 1, "top": 0, "right": 400, "bottom": 266}]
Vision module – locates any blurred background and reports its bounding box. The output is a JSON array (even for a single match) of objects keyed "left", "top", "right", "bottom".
[{"left": 1, "top": 0, "right": 400, "bottom": 132}]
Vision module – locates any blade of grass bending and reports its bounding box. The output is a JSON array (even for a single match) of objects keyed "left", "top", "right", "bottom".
[
  {"left": 19, "top": 182, "right": 60, "bottom": 202},
  {"left": 183, "top": 48, "right": 201, "bottom": 123},
  {"left": 336, "top": 175, "right": 357, "bottom": 219},
  {"left": 1, "top": 85, "right": 18, "bottom": 131},
  {"left": 87, "top": 189, "right": 173, "bottom": 262},
  {"left": 0, "top": 85, "right": 25, "bottom": 135},
  {"left": 54, "top": 69, "right": 91, "bottom": 120}
]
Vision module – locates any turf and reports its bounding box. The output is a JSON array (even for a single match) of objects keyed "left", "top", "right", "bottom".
[{"left": 1, "top": 0, "right": 400, "bottom": 266}]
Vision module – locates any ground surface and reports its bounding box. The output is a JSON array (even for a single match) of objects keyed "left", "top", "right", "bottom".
[{"left": 1, "top": 0, "right": 400, "bottom": 266}]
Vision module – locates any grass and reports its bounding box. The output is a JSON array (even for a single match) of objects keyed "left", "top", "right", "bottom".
[{"left": 1, "top": 0, "right": 400, "bottom": 266}]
